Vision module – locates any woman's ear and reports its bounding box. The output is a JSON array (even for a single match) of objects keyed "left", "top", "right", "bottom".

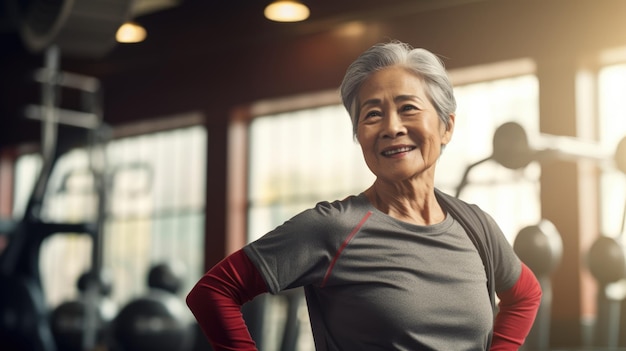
[{"left": 441, "top": 113, "right": 455, "bottom": 145}]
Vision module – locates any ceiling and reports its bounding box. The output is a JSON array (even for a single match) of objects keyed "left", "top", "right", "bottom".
[
  {"left": 0, "top": 0, "right": 479, "bottom": 70},
  {"left": 0, "top": 0, "right": 481, "bottom": 147}
]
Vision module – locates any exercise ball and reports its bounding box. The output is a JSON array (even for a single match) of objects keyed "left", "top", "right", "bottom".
[
  {"left": 77, "top": 269, "right": 113, "bottom": 296},
  {"left": 147, "top": 261, "right": 186, "bottom": 294},
  {"left": 50, "top": 271, "right": 117, "bottom": 351},
  {"left": 49, "top": 298, "right": 117, "bottom": 351},
  {"left": 492, "top": 122, "right": 534, "bottom": 170},
  {"left": 513, "top": 219, "right": 563, "bottom": 275},
  {"left": 587, "top": 236, "right": 626, "bottom": 285},
  {"left": 112, "top": 289, "right": 193, "bottom": 351}
]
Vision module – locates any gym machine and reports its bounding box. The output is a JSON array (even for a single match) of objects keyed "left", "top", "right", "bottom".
[
  {"left": 0, "top": 1, "right": 132, "bottom": 349},
  {"left": 111, "top": 261, "right": 194, "bottom": 351},
  {"left": 0, "top": 44, "right": 111, "bottom": 351},
  {"left": 457, "top": 121, "right": 626, "bottom": 350}
]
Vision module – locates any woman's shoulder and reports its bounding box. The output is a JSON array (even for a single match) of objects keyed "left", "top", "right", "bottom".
[
  {"left": 313, "top": 193, "right": 369, "bottom": 214},
  {"left": 289, "top": 193, "right": 373, "bottom": 230}
]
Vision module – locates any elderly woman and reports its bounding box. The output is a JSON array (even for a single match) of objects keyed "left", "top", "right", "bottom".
[{"left": 187, "top": 41, "right": 542, "bottom": 351}]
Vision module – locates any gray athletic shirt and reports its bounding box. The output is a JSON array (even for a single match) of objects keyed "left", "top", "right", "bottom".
[{"left": 244, "top": 192, "right": 521, "bottom": 351}]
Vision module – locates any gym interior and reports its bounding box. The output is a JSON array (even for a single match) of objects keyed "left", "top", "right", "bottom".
[{"left": 0, "top": 0, "right": 626, "bottom": 350}]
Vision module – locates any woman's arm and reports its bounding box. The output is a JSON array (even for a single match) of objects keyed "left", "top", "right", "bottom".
[
  {"left": 186, "top": 249, "right": 268, "bottom": 351},
  {"left": 491, "top": 262, "right": 542, "bottom": 350}
]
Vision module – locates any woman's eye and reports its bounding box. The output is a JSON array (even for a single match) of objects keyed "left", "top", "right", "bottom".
[
  {"left": 364, "top": 110, "right": 381, "bottom": 118},
  {"left": 401, "top": 105, "right": 418, "bottom": 112}
]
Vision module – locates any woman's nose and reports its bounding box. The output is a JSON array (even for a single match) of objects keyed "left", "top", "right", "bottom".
[{"left": 382, "top": 113, "right": 406, "bottom": 138}]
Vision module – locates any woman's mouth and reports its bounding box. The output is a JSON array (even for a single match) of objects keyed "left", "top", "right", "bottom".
[{"left": 381, "top": 146, "right": 416, "bottom": 156}]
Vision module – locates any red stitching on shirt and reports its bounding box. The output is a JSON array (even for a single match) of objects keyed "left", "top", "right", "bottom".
[{"left": 321, "top": 211, "right": 372, "bottom": 287}]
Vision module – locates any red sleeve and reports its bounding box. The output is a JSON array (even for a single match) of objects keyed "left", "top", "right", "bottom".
[
  {"left": 186, "top": 249, "right": 269, "bottom": 351},
  {"left": 491, "top": 262, "right": 542, "bottom": 350}
]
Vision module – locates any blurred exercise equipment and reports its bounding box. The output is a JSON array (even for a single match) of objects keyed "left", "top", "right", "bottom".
[
  {"left": 586, "top": 133, "right": 626, "bottom": 349},
  {"left": 587, "top": 237, "right": 626, "bottom": 348},
  {"left": 0, "top": 44, "right": 112, "bottom": 351},
  {"left": 49, "top": 270, "right": 118, "bottom": 351},
  {"left": 514, "top": 220, "right": 563, "bottom": 351},
  {"left": 148, "top": 261, "right": 186, "bottom": 295},
  {"left": 456, "top": 121, "right": 618, "bottom": 197},
  {"left": 111, "top": 261, "right": 194, "bottom": 351},
  {"left": 457, "top": 121, "right": 626, "bottom": 350}
]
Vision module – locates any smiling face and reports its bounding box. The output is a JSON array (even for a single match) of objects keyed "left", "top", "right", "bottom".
[{"left": 356, "top": 65, "right": 455, "bottom": 186}]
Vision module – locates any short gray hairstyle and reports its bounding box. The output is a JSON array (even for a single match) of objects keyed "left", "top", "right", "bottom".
[{"left": 340, "top": 41, "right": 456, "bottom": 136}]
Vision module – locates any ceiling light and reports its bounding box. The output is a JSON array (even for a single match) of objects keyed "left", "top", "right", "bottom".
[
  {"left": 116, "top": 21, "right": 147, "bottom": 43},
  {"left": 264, "top": 0, "right": 310, "bottom": 22}
]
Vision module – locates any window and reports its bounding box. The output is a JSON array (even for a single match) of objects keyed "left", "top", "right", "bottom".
[
  {"left": 13, "top": 153, "right": 43, "bottom": 219},
  {"left": 13, "top": 124, "right": 207, "bottom": 308},
  {"left": 598, "top": 63, "right": 626, "bottom": 238},
  {"left": 248, "top": 104, "right": 374, "bottom": 242},
  {"left": 443, "top": 74, "right": 541, "bottom": 241}
]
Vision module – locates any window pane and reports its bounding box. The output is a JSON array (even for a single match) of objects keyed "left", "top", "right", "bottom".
[
  {"left": 103, "top": 125, "right": 208, "bottom": 304},
  {"left": 41, "top": 148, "right": 98, "bottom": 222},
  {"left": 248, "top": 105, "right": 374, "bottom": 241},
  {"left": 13, "top": 125, "right": 207, "bottom": 308},
  {"left": 441, "top": 75, "right": 541, "bottom": 241},
  {"left": 599, "top": 64, "right": 626, "bottom": 237},
  {"left": 13, "top": 154, "right": 42, "bottom": 219},
  {"left": 40, "top": 234, "right": 93, "bottom": 303}
]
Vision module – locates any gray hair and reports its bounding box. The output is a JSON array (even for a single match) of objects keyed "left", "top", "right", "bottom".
[{"left": 340, "top": 41, "right": 456, "bottom": 136}]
